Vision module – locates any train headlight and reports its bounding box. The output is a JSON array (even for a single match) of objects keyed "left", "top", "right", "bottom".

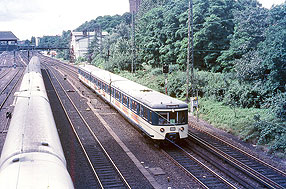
[
  {"left": 180, "top": 127, "right": 184, "bottom": 131},
  {"left": 160, "top": 128, "right": 165, "bottom": 132}
]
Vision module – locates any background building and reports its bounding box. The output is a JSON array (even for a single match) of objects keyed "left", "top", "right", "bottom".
[
  {"left": 0, "top": 31, "right": 18, "bottom": 52},
  {"left": 129, "top": 0, "right": 142, "bottom": 13},
  {"left": 70, "top": 31, "right": 108, "bottom": 60}
]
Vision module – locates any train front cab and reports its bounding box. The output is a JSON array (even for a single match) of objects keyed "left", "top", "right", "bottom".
[{"left": 149, "top": 109, "right": 188, "bottom": 141}]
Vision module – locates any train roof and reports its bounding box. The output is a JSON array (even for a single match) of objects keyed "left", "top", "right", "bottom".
[{"left": 79, "top": 64, "right": 188, "bottom": 110}]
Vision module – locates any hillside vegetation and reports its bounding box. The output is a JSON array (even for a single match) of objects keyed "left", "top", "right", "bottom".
[{"left": 53, "top": 0, "right": 286, "bottom": 156}]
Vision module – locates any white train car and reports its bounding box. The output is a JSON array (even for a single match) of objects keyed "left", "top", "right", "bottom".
[
  {"left": 78, "top": 64, "right": 188, "bottom": 141},
  {"left": 0, "top": 56, "right": 74, "bottom": 188}
]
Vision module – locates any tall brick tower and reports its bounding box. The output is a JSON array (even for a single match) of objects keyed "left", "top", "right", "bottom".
[{"left": 129, "top": 0, "right": 142, "bottom": 13}]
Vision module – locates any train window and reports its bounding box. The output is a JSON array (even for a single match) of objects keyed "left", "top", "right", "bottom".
[
  {"left": 178, "top": 110, "right": 188, "bottom": 124},
  {"left": 122, "top": 95, "right": 129, "bottom": 107},
  {"left": 131, "top": 100, "right": 137, "bottom": 113},
  {"left": 111, "top": 88, "right": 114, "bottom": 97},
  {"left": 169, "top": 112, "right": 176, "bottom": 124},
  {"left": 140, "top": 106, "right": 149, "bottom": 120},
  {"left": 154, "top": 110, "right": 188, "bottom": 125},
  {"left": 107, "top": 85, "right": 111, "bottom": 94},
  {"left": 158, "top": 112, "right": 168, "bottom": 125},
  {"left": 102, "top": 83, "right": 105, "bottom": 91},
  {"left": 144, "top": 107, "right": 150, "bottom": 121},
  {"left": 115, "top": 90, "right": 121, "bottom": 100},
  {"left": 151, "top": 112, "right": 159, "bottom": 125},
  {"left": 140, "top": 105, "right": 143, "bottom": 117}
]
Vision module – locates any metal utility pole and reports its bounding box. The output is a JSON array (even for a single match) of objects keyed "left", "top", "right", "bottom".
[
  {"left": 190, "top": 0, "right": 195, "bottom": 99},
  {"left": 13, "top": 50, "right": 16, "bottom": 68},
  {"left": 186, "top": 0, "right": 194, "bottom": 102},
  {"left": 163, "top": 64, "right": 169, "bottom": 95},
  {"left": 131, "top": 11, "right": 136, "bottom": 73},
  {"left": 98, "top": 25, "right": 103, "bottom": 58}
]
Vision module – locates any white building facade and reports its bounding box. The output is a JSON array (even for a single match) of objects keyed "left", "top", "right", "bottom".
[
  {"left": 70, "top": 31, "right": 108, "bottom": 60},
  {"left": 71, "top": 31, "right": 95, "bottom": 59}
]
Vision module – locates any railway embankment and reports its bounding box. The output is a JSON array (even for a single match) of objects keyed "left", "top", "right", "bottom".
[{"left": 116, "top": 68, "right": 286, "bottom": 160}]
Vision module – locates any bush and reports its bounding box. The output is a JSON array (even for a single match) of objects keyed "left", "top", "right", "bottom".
[
  {"left": 270, "top": 92, "right": 286, "bottom": 121},
  {"left": 199, "top": 98, "right": 286, "bottom": 153},
  {"left": 167, "top": 71, "right": 187, "bottom": 98},
  {"left": 246, "top": 119, "right": 286, "bottom": 153},
  {"left": 150, "top": 67, "right": 162, "bottom": 75}
]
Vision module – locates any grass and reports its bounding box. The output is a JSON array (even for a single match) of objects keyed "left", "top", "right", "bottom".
[{"left": 198, "top": 98, "right": 274, "bottom": 139}]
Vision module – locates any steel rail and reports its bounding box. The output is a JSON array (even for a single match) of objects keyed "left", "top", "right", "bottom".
[
  {"left": 190, "top": 125, "right": 286, "bottom": 177},
  {"left": 162, "top": 142, "right": 237, "bottom": 189},
  {"left": 44, "top": 65, "right": 104, "bottom": 188},
  {"left": 0, "top": 69, "right": 10, "bottom": 80},
  {"left": 188, "top": 130, "right": 286, "bottom": 189},
  {"left": 0, "top": 69, "right": 24, "bottom": 111},
  {"left": 46, "top": 64, "right": 131, "bottom": 189}
]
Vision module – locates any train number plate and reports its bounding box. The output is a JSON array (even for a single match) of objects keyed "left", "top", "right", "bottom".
[{"left": 170, "top": 127, "right": 176, "bottom": 131}]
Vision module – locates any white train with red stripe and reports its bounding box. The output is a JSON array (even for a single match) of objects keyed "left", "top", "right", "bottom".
[{"left": 78, "top": 64, "right": 188, "bottom": 141}]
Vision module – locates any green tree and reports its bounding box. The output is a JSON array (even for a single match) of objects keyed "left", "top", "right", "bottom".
[
  {"left": 56, "top": 30, "right": 71, "bottom": 60},
  {"left": 75, "top": 14, "right": 131, "bottom": 33},
  {"left": 194, "top": 0, "right": 235, "bottom": 71},
  {"left": 218, "top": 0, "right": 268, "bottom": 71},
  {"left": 137, "top": 6, "right": 165, "bottom": 67},
  {"left": 258, "top": 3, "right": 286, "bottom": 93}
]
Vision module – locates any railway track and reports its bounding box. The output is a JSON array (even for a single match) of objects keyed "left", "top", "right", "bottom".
[
  {"left": 161, "top": 142, "right": 237, "bottom": 188},
  {"left": 41, "top": 56, "right": 160, "bottom": 188},
  {"left": 188, "top": 126, "right": 286, "bottom": 188},
  {"left": 42, "top": 69, "right": 102, "bottom": 188},
  {"left": 44, "top": 64, "right": 131, "bottom": 188},
  {"left": 0, "top": 69, "right": 10, "bottom": 80},
  {"left": 40, "top": 55, "right": 78, "bottom": 74},
  {"left": 40, "top": 55, "right": 286, "bottom": 188},
  {"left": 0, "top": 69, "right": 24, "bottom": 112},
  {"left": 15, "top": 51, "right": 29, "bottom": 66}
]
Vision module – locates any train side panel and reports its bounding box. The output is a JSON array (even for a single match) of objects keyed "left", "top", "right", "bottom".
[
  {"left": 0, "top": 56, "right": 74, "bottom": 188},
  {"left": 78, "top": 66, "right": 188, "bottom": 140}
]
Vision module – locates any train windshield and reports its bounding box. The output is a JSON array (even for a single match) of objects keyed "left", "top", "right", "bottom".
[{"left": 154, "top": 110, "right": 188, "bottom": 125}]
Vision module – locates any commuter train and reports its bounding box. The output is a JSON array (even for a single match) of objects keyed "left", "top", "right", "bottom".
[
  {"left": 0, "top": 57, "right": 74, "bottom": 188},
  {"left": 78, "top": 64, "right": 188, "bottom": 141}
]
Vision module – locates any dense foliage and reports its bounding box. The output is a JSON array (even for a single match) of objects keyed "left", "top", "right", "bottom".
[
  {"left": 75, "top": 13, "right": 132, "bottom": 33},
  {"left": 37, "top": 30, "right": 71, "bottom": 59},
  {"left": 53, "top": 0, "right": 286, "bottom": 154}
]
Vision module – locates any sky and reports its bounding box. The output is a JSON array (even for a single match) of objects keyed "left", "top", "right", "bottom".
[{"left": 0, "top": 0, "right": 285, "bottom": 40}]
